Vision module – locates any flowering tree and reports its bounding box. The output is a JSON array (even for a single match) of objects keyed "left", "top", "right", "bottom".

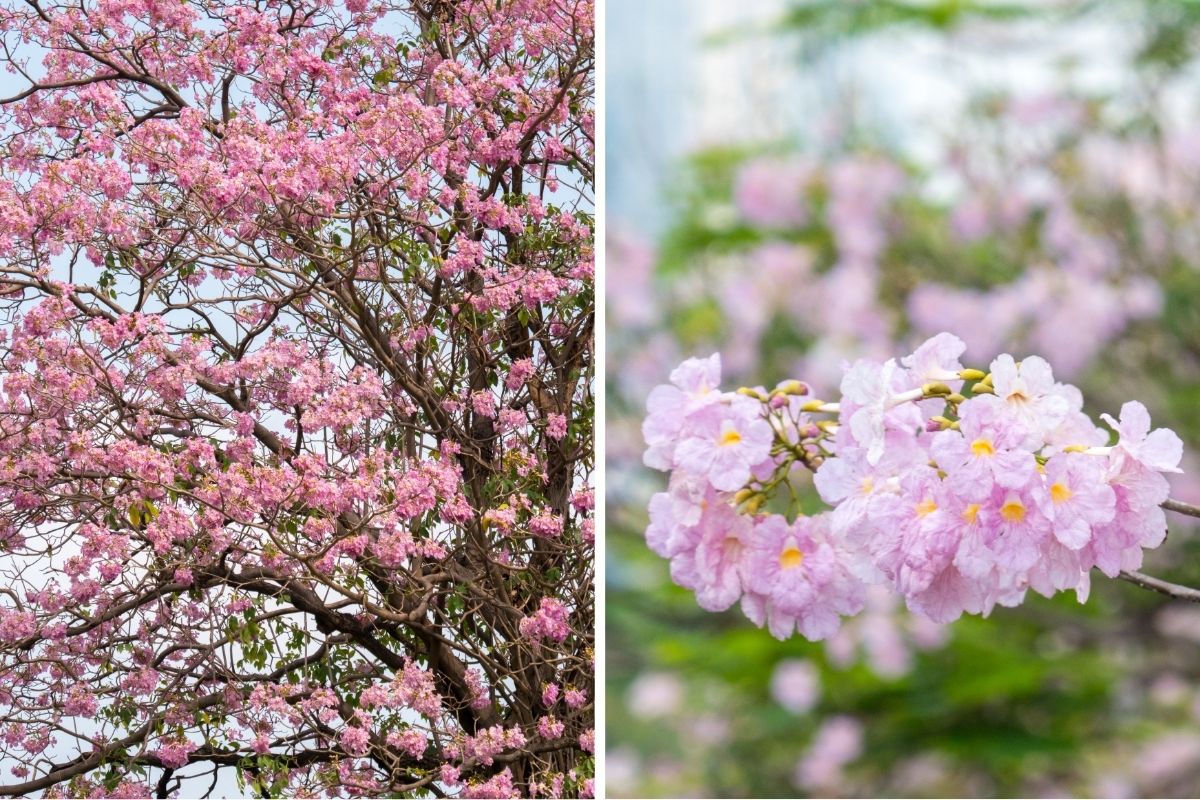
[{"left": 0, "top": 0, "right": 594, "bottom": 797}]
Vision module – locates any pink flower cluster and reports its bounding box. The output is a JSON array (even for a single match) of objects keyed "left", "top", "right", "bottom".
[
  {"left": 519, "top": 598, "right": 571, "bottom": 642},
  {"left": 644, "top": 333, "right": 1184, "bottom": 638}
]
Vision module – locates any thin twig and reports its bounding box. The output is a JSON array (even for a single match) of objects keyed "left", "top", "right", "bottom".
[
  {"left": 1118, "top": 570, "right": 1200, "bottom": 603},
  {"left": 1163, "top": 498, "right": 1200, "bottom": 518},
  {"left": 1109, "top": 498, "right": 1200, "bottom": 600}
]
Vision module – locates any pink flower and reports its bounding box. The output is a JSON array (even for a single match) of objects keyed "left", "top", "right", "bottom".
[
  {"left": 733, "top": 157, "right": 812, "bottom": 228},
  {"left": 901, "top": 332, "right": 965, "bottom": 385},
  {"left": 985, "top": 485, "right": 1052, "bottom": 574},
  {"left": 519, "top": 598, "right": 570, "bottom": 643},
  {"left": 642, "top": 354, "right": 722, "bottom": 470},
  {"left": 840, "top": 358, "right": 924, "bottom": 466},
  {"left": 867, "top": 466, "right": 961, "bottom": 597},
  {"left": 989, "top": 354, "right": 1069, "bottom": 443},
  {"left": 462, "top": 768, "right": 519, "bottom": 799},
  {"left": 563, "top": 687, "right": 587, "bottom": 709},
  {"left": 674, "top": 398, "right": 773, "bottom": 492},
  {"left": 504, "top": 358, "right": 534, "bottom": 390},
  {"left": 385, "top": 729, "right": 426, "bottom": 759},
  {"left": 339, "top": 725, "right": 371, "bottom": 757},
  {"left": 931, "top": 396, "right": 1036, "bottom": 502},
  {"left": 742, "top": 515, "right": 865, "bottom": 641},
  {"left": 536, "top": 715, "right": 565, "bottom": 739},
  {"left": 793, "top": 716, "right": 863, "bottom": 790},
  {"left": 63, "top": 685, "right": 98, "bottom": 717},
  {"left": 472, "top": 390, "right": 496, "bottom": 419},
  {"left": 1102, "top": 401, "right": 1184, "bottom": 474},
  {"left": 1035, "top": 453, "right": 1116, "bottom": 549},
  {"left": 688, "top": 501, "right": 753, "bottom": 612},
  {"left": 770, "top": 659, "right": 820, "bottom": 714},
  {"left": 154, "top": 737, "right": 198, "bottom": 769},
  {"left": 529, "top": 511, "right": 564, "bottom": 539},
  {"left": 546, "top": 413, "right": 568, "bottom": 440}
]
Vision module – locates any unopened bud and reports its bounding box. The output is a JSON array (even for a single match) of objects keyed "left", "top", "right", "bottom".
[
  {"left": 768, "top": 394, "right": 790, "bottom": 410},
  {"left": 947, "top": 393, "right": 966, "bottom": 404},
  {"left": 801, "top": 400, "right": 826, "bottom": 413},
  {"left": 959, "top": 368, "right": 987, "bottom": 381},
  {"left": 743, "top": 495, "right": 764, "bottom": 514},
  {"left": 922, "top": 382, "right": 953, "bottom": 397},
  {"left": 970, "top": 382, "right": 995, "bottom": 395},
  {"left": 774, "top": 380, "right": 809, "bottom": 397},
  {"left": 737, "top": 387, "right": 768, "bottom": 400},
  {"left": 980, "top": 373, "right": 994, "bottom": 387},
  {"left": 733, "top": 488, "right": 756, "bottom": 505},
  {"left": 1062, "top": 444, "right": 1087, "bottom": 453}
]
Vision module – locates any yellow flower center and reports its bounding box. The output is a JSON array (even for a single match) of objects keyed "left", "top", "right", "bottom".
[
  {"left": 779, "top": 544, "right": 805, "bottom": 569},
  {"left": 1000, "top": 498, "right": 1026, "bottom": 522},
  {"left": 719, "top": 428, "right": 742, "bottom": 447},
  {"left": 860, "top": 477, "right": 874, "bottom": 495},
  {"left": 1050, "top": 482, "right": 1073, "bottom": 504},
  {"left": 962, "top": 503, "right": 981, "bottom": 524},
  {"left": 915, "top": 498, "right": 938, "bottom": 517},
  {"left": 970, "top": 438, "right": 995, "bottom": 457}
]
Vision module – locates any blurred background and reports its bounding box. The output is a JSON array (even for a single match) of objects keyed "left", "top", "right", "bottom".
[{"left": 606, "top": 1, "right": 1200, "bottom": 797}]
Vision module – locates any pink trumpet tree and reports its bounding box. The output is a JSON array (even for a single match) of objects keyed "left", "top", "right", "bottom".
[{"left": 0, "top": 0, "right": 594, "bottom": 796}]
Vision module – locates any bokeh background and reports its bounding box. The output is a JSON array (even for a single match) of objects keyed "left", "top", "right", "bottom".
[{"left": 606, "top": 1, "right": 1200, "bottom": 797}]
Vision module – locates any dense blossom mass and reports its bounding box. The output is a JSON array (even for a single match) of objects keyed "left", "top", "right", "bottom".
[
  {"left": 644, "top": 333, "right": 1183, "bottom": 638},
  {"left": 0, "top": 0, "right": 594, "bottom": 797}
]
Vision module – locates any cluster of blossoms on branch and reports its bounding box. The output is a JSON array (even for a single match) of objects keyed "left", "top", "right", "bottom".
[{"left": 644, "top": 332, "right": 1183, "bottom": 639}]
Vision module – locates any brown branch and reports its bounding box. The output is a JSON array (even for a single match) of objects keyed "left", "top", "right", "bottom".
[
  {"left": 1118, "top": 570, "right": 1200, "bottom": 603},
  {"left": 1163, "top": 498, "right": 1200, "bottom": 518}
]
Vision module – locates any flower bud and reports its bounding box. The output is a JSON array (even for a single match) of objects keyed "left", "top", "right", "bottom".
[
  {"left": 772, "top": 380, "right": 809, "bottom": 397},
  {"left": 947, "top": 393, "right": 966, "bottom": 404},
  {"left": 733, "top": 488, "right": 756, "bottom": 505},
  {"left": 737, "top": 387, "right": 768, "bottom": 401},
  {"left": 742, "top": 495, "right": 764, "bottom": 514},
  {"left": 959, "top": 368, "right": 987, "bottom": 381},
  {"left": 922, "top": 382, "right": 953, "bottom": 397},
  {"left": 970, "top": 382, "right": 995, "bottom": 395}
]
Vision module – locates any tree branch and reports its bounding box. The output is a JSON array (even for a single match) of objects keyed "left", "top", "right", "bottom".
[
  {"left": 1112, "top": 498, "right": 1200, "bottom": 601},
  {"left": 1118, "top": 570, "right": 1200, "bottom": 603}
]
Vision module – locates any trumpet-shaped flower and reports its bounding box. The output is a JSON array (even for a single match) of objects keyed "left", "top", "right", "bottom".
[
  {"left": 674, "top": 398, "right": 774, "bottom": 492},
  {"left": 930, "top": 396, "right": 1036, "bottom": 501},
  {"left": 743, "top": 515, "right": 865, "bottom": 640},
  {"left": 989, "top": 354, "right": 1070, "bottom": 443},
  {"left": 643, "top": 354, "right": 723, "bottom": 470}
]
